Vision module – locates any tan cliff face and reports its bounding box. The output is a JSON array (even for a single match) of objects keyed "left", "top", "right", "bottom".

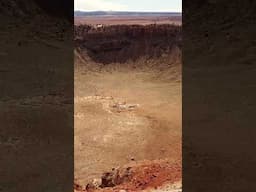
[{"left": 75, "top": 24, "right": 182, "bottom": 64}]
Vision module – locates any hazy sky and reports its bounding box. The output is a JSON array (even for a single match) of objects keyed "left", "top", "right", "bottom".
[{"left": 74, "top": 0, "right": 182, "bottom": 12}]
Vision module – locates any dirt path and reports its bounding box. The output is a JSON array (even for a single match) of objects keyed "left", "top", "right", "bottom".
[{"left": 75, "top": 66, "right": 181, "bottom": 190}]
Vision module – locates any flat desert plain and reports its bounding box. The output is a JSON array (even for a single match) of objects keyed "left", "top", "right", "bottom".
[{"left": 74, "top": 16, "right": 181, "bottom": 26}]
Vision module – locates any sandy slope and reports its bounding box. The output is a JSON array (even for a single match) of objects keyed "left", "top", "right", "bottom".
[{"left": 74, "top": 50, "right": 181, "bottom": 191}]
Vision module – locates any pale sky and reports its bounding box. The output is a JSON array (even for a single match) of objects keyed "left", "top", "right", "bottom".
[{"left": 74, "top": 0, "right": 182, "bottom": 12}]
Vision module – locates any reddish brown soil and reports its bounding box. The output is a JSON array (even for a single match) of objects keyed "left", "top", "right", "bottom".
[{"left": 74, "top": 160, "right": 181, "bottom": 192}]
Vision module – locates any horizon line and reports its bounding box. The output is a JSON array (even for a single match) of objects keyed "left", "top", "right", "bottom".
[{"left": 74, "top": 10, "right": 182, "bottom": 13}]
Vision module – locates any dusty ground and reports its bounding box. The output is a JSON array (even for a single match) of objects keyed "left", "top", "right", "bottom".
[
  {"left": 74, "top": 16, "right": 181, "bottom": 26},
  {"left": 74, "top": 51, "right": 181, "bottom": 191}
]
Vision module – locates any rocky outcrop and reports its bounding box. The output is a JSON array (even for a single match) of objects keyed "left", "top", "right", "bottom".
[{"left": 75, "top": 24, "right": 182, "bottom": 64}]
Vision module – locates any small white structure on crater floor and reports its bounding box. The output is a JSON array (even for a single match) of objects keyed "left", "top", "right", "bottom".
[{"left": 95, "top": 24, "right": 104, "bottom": 29}]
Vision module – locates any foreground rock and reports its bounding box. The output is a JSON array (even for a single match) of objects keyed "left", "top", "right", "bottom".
[{"left": 75, "top": 160, "right": 181, "bottom": 192}]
